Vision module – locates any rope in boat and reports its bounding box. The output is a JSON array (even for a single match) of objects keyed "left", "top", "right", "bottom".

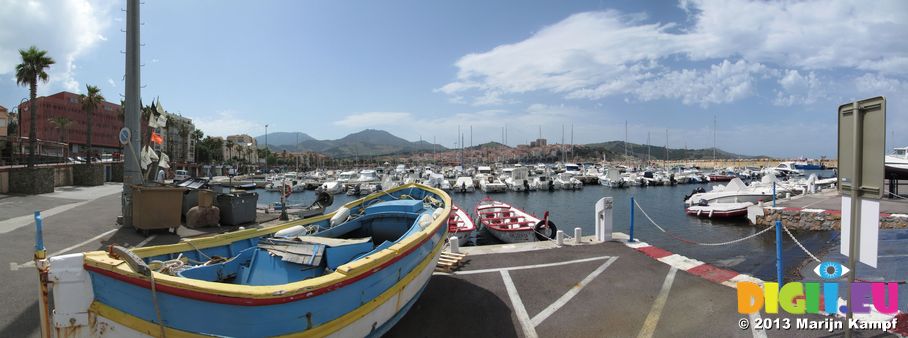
[
  {"left": 148, "top": 274, "right": 167, "bottom": 338},
  {"left": 634, "top": 200, "right": 775, "bottom": 246}
]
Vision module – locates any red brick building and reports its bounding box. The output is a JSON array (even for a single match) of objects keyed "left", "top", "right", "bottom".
[{"left": 17, "top": 91, "right": 123, "bottom": 156}]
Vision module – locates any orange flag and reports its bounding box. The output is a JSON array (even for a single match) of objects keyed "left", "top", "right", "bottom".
[{"left": 150, "top": 132, "right": 164, "bottom": 145}]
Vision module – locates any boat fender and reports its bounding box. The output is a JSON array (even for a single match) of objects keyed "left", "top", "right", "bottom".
[
  {"left": 275, "top": 225, "right": 307, "bottom": 238},
  {"left": 534, "top": 220, "right": 557, "bottom": 241},
  {"left": 330, "top": 206, "right": 351, "bottom": 227},
  {"left": 418, "top": 213, "right": 433, "bottom": 229},
  {"left": 431, "top": 208, "right": 444, "bottom": 220}
]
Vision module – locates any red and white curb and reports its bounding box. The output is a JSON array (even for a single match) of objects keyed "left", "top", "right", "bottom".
[
  {"left": 612, "top": 232, "right": 906, "bottom": 336},
  {"left": 612, "top": 232, "right": 764, "bottom": 289}
]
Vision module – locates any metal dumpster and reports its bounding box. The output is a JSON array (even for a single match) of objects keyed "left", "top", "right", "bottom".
[
  {"left": 179, "top": 178, "right": 210, "bottom": 218},
  {"left": 131, "top": 185, "right": 187, "bottom": 235},
  {"left": 216, "top": 191, "right": 258, "bottom": 226}
]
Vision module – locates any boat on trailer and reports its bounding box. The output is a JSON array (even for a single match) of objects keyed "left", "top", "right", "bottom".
[
  {"left": 447, "top": 205, "right": 476, "bottom": 246},
  {"left": 38, "top": 183, "right": 450, "bottom": 338},
  {"left": 475, "top": 199, "right": 555, "bottom": 244}
]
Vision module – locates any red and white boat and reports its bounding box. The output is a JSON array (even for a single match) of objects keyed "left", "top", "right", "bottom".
[
  {"left": 448, "top": 205, "right": 476, "bottom": 246},
  {"left": 685, "top": 202, "right": 753, "bottom": 218},
  {"left": 475, "top": 199, "right": 556, "bottom": 243}
]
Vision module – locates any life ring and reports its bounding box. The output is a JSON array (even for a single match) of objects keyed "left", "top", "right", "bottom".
[{"left": 534, "top": 219, "right": 557, "bottom": 241}]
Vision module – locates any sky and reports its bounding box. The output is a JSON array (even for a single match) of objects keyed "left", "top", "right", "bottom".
[{"left": 0, "top": 0, "right": 906, "bottom": 157}]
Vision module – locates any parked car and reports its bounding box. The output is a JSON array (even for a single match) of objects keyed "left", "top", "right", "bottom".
[{"left": 174, "top": 169, "right": 190, "bottom": 181}]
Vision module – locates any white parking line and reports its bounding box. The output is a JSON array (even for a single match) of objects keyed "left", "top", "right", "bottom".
[
  {"left": 501, "top": 270, "right": 538, "bottom": 338},
  {"left": 0, "top": 200, "right": 92, "bottom": 234},
  {"left": 749, "top": 312, "right": 768, "bottom": 338},
  {"left": 10, "top": 228, "right": 117, "bottom": 271},
  {"left": 637, "top": 267, "right": 677, "bottom": 338},
  {"left": 530, "top": 256, "right": 618, "bottom": 326},
  {"left": 135, "top": 235, "right": 157, "bottom": 248},
  {"left": 455, "top": 255, "right": 613, "bottom": 275}
]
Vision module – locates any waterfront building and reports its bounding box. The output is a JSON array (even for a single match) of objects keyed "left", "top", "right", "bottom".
[
  {"left": 225, "top": 134, "right": 258, "bottom": 164},
  {"left": 0, "top": 105, "right": 8, "bottom": 138},
  {"left": 163, "top": 113, "right": 196, "bottom": 163},
  {"left": 17, "top": 91, "right": 123, "bottom": 157}
]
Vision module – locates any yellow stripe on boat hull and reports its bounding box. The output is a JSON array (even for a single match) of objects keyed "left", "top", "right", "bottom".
[{"left": 89, "top": 237, "right": 445, "bottom": 337}]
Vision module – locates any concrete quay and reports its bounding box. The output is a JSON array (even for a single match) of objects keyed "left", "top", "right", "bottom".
[{"left": 0, "top": 184, "right": 893, "bottom": 337}]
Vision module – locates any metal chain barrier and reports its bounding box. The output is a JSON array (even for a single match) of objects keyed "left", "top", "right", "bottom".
[
  {"left": 780, "top": 224, "right": 821, "bottom": 262},
  {"left": 634, "top": 200, "right": 775, "bottom": 246}
]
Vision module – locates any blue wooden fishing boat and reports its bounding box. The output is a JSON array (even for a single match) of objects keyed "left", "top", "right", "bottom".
[{"left": 39, "top": 183, "right": 450, "bottom": 337}]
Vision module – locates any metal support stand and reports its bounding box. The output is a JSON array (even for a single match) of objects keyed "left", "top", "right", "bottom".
[
  {"left": 844, "top": 102, "right": 864, "bottom": 338},
  {"left": 773, "top": 182, "right": 783, "bottom": 287},
  {"left": 34, "top": 212, "right": 51, "bottom": 338}
]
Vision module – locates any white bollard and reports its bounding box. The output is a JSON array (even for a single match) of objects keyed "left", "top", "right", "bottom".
[
  {"left": 449, "top": 236, "right": 459, "bottom": 254},
  {"left": 556, "top": 230, "right": 565, "bottom": 246},
  {"left": 595, "top": 197, "right": 613, "bottom": 242},
  {"left": 786, "top": 192, "right": 791, "bottom": 200},
  {"left": 574, "top": 227, "right": 582, "bottom": 245}
]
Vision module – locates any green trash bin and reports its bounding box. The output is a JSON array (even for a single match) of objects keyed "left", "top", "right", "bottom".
[{"left": 215, "top": 191, "right": 258, "bottom": 226}]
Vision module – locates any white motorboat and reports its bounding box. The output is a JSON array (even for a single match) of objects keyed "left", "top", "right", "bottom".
[
  {"left": 479, "top": 175, "right": 507, "bottom": 193},
  {"left": 452, "top": 177, "right": 475, "bottom": 192},
  {"left": 505, "top": 167, "right": 531, "bottom": 192},
  {"left": 563, "top": 163, "right": 582, "bottom": 176},
  {"left": 686, "top": 202, "right": 754, "bottom": 218},
  {"left": 598, "top": 168, "right": 625, "bottom": 188},
  {"left": 886, "top": 146, "right": 908, "bottom": 179},
  {"left": 531, "top": 175, "right": 554, "bottom": 191},
  {"left": 319, "top": 180, "right": 346, "bottom": 195},
  {"left": 356, "top": 169, "right": 381, "bottom": 184},
  {"left": 553, "top": 172, "right": 582, "bottom": 190},
  {"left": 684, "top": 177, "right": 783, "bottom": 206}
]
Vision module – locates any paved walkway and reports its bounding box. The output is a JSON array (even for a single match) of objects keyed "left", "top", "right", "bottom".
[
  {"left": 389, "top": 242, "right": 842, "bottom": 338},
  {"left": 776, "top": 191, "right": 908, "bottom": 214}
]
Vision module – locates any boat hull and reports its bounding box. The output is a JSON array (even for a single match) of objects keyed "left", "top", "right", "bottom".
[
  {"left": 486, "top": 227, "right": 537, "bottom": 243},
  {"left": 685, "top": 206, "right": 748, "bottom": 218},
  {"left": 49, "top": 184, "right": 450, "bottom": 338}
]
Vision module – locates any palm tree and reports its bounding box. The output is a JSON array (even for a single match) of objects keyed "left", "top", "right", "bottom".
[
  {"left": 48, "top": 116, "right": 72, "bottom": 159},
  {"left": 15, "top": 46, "right": 55, "bottom": 167},
  {"left": 47, "top": 117, "right": 72, "bottom": 143},
  {"left": 225, "top": 140, "right": 235, "bottom": 163},
  {"left": 79, "top": 85, "right": 104, "bottom": 162},
  {"left": 178, "top": 125, "right": 190, "bottom": 162}
]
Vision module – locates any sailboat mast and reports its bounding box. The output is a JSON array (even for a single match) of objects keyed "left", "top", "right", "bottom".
[{"left": 713, "top": 115, "right": 717, "bottom": 165}]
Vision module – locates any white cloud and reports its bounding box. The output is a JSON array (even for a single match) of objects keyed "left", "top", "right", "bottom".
[
  {"left": 440, "top": 0, "right": 908, "bottom": 106},
  {"left": 191, "top": 110, "right": 262, "bottom": 138},
  {"left": 106, "top": 78, "right": 116, "bottom": 87},
  {"left": 773, "top": 70, "right": 825, "bottom": 106},
  {"left": 0, "top": 0, "right": 114, "bottom": 93}
]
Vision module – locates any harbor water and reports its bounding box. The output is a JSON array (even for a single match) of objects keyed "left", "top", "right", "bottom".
[{"left": 254, "top": 180, "right": 836, "bottom": 283}]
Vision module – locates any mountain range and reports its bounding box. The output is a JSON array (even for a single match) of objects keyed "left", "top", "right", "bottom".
[
  {"left": 257, "top": 129, "right": 447, "bottom": 158},
  {"left": 256, "top": 129, "right": 757, "bottom": 160}
]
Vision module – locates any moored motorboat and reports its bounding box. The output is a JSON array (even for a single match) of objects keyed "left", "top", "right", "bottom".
[
  {"left": 475, "top": 199, "right": 555, "bottom": 243},
  {"left": 685, "top": 202, "right": 753, "bottom": 218},
  {"left": 40, "top": 184, "right": 451, "bottom": 337},
  {"left": 448, "top": 205, "right": 476, "bottom": 246}
]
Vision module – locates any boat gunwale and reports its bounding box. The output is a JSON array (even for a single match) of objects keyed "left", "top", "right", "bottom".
[
  {"left": 81, "top": 183, "right": 451, "bottom": 303},
  {"left": 475, "top": 200, "right": 542, "bottom": 232}
]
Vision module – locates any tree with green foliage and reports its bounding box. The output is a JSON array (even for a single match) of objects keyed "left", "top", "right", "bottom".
[
  {"left": 15, "top": 46, "right": 55, "bottom": 167},
  {"left": 79, "top": 85, "right": 104, "bottom": 161}
]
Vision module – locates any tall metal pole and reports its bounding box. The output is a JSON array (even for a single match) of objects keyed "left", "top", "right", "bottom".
[
  {"left": 844, "top": 102, "right": 863, "bottom": 338},
  {"left": 121, "top": 0, "right": 142, "bottom": 227}
]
